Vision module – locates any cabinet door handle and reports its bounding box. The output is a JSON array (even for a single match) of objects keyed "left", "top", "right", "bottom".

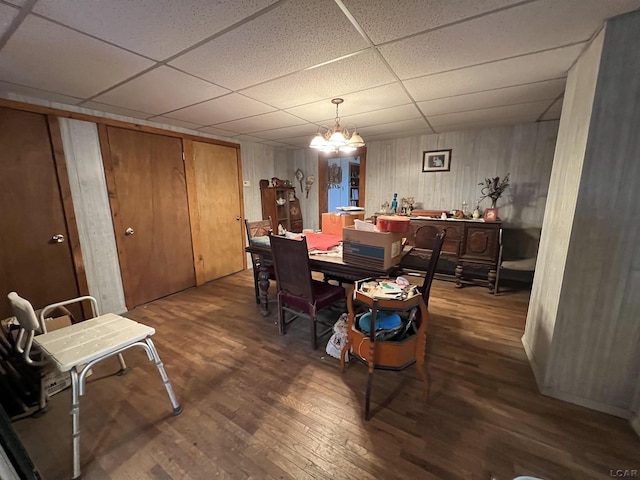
[
  {"left": 125, "top": 227, "right": 134, "bottom": 236},
  {"left": 52, "top": 234, "right": 65, "bottom": 243}
]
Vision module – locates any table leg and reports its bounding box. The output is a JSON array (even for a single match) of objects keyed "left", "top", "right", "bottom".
[
  {"left": 257, "top": 257, "right": 271, "bottom": 316},
  {"left": 455, "top": 263, "right": 463, "bottom": 288}
]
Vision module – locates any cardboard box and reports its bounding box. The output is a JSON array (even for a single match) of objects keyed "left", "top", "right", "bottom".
[
  {"left": 43, "top": 368, "right": 72, "bottom": 397},
  {"left": 322, "top": 212, "right": 365, "bottom": 238},
  {"left": 342, "top": 226, "right": 404, "bottom": 270},
  {"left": 44, "top": 314, "right": 72, "bottom": 332}
]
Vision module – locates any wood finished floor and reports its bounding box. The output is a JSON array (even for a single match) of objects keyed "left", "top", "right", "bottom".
[{"left": 12, "top": 270, "right": 639, "bottom": 480}]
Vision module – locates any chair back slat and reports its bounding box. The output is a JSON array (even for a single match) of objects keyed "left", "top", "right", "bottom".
[
  {"left": 419, "top": 229, "right": 446, "bottom": 307},
  {"left": 269, "top": 235, "right": 315, "bottom": 301}
]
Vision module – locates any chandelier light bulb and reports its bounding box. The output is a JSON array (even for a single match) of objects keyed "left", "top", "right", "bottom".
[{"left": 309, "top": 98, "right": 365, "bottom": 152}]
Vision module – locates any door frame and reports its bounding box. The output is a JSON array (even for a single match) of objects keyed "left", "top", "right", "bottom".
[{"left": 318, "top": 147, "right": 366, "bottom": 225}]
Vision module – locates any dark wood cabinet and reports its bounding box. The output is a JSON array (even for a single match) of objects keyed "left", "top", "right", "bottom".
[
  {"left": 259, "top": 179, "right": 303, "bottom": 233},
  {"left": 404, "top": 218, "right": 501, "bottom": 292}
]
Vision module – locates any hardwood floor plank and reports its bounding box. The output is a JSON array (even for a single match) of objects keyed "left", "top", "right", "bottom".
[{"left": 9, "top": 270, "right": 639, "bottom": 479}]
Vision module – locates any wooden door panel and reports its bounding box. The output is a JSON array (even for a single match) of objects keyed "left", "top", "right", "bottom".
[
  {"left": 0, "top": 107, "right": 79, "bottom": 318},
  {"left": 191, "top": 141, "right": 244, "bottom": 282},
  {"left": 105, "top": 127, "right": 195, "bottom": 308}
]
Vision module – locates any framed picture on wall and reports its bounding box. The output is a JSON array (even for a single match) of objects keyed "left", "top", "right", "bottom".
[{"left": 422, "top": 149, "right": 451, "bottom": 172}]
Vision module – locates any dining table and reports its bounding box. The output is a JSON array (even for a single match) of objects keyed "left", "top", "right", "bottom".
[{"left": 245, "top": 242, "right": 400, "bottom": 316}]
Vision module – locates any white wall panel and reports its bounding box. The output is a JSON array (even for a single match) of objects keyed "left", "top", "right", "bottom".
[
  {"left": 59, "top": 118, "right": 127, "bottom": 315},
  {"left": 524, "top": 9, "right": 640, "bottom": 422},
  {"left": 363, "top": 122, "right": 558, "bottom": 229}
]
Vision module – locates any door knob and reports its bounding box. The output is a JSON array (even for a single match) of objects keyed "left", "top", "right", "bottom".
[
  {"left": 236, "top": 216, "right": 241, "bottom": 221},
  {"left": 52, "top": 234, "right": 65, "bottom": 243},
  {"left": 125, "top": 228, "right": 134, "bottom": 236}
]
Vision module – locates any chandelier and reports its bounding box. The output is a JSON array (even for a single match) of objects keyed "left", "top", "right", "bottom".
[{"left": 309, "top": 98, "right": 365, "bottom": 153}]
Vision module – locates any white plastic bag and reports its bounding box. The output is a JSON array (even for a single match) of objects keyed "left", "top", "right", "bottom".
[{"left": 325, "top": 313, "right": 349, "bottom": 361}]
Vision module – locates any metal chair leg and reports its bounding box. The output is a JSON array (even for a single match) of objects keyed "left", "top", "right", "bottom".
[
  {"left": 70, "top": 368, "right": 81, "bottom": 480},
  {"left": 145, "top": 338, "right": 182, "bottom": 416},
  {"left": 116, "top": 353, "right": 129, "bottom": 375}
]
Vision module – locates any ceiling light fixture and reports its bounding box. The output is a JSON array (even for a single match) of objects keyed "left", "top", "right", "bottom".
[{"left": 309, "top": 98, "right": 364, "bottom": 153}]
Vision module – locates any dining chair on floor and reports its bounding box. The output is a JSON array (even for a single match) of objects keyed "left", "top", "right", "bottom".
[
  {"left": 270, "top": 234, "right": 346, "bottom": 349},
  {"left": 8, "top": 292, "right": 182, "bottom": 480},
  {"left": 340, "top": 229, "right": 446, "bottom": 418},
  {"left": 245, "top": 217, "right": 276, "bottom": 304}
]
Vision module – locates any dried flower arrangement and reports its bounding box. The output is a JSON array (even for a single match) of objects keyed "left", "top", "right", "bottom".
[{"left": 478, "top": 174, "right": 510, "bottom": 208}]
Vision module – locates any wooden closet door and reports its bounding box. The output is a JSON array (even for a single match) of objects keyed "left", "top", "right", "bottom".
[
  {"left": 102, "top": 126, "right": 195, "bottom": 309},
  {"left": 0, "top": 107, "right": 80, "bottom": 318},
  {"left": 187, "top": 140, "right": 245, "bottom": 283}
]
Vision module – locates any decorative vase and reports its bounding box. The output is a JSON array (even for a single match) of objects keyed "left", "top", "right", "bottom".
[{"left": 472, "top": 208, "right": 480, "bottom": 219}]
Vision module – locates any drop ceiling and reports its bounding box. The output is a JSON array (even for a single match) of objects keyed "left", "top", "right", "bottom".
[{"left": 1, "top": 0, "right": 639, "bottom": 149}]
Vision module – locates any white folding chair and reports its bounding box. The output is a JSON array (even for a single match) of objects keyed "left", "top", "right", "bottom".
[{"left": 8, "top": 292, "right": 182, "bottom": 480}]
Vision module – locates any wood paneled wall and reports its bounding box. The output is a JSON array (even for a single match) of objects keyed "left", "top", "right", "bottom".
[
  {"left": 524, "top": 10, "right": 640, "bottom": 424},
  {"left": 291, "top": 121, "right": 558, "bottom": 230},
  {"left": 363, "top": 122, "right": 558, "bottom": 228},
  {"left": 237, "top": 141, "right": 276, "bottom": 226}
]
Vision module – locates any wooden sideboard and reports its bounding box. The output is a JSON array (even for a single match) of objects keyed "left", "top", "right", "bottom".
[{"left": 402, "top": 218, "right": 501, "bottom": 292}]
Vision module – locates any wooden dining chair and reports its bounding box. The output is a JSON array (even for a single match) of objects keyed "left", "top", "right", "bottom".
[
  {"left": 8, "top": 292, "right": 182, "bottom": 480},
  {"left": 269, "top": 235, "right": 346, "bottom": 349},
  {"left": 339, "top": 229, "right": 446, "bottom": 418},
  {"left": 418, "top": 229, "right": 446, "bottom": 306},
  {"left": 244, "top": 217, "right": 276, "bottom": 304}
]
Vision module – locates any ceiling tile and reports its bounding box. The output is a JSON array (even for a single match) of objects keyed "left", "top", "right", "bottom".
[
  {"left": 360, "top": 118, "right": 433, "bottom": 137},
  {"left": 0, "top": 80, "right": 83, "bottom": 105},
  {"left": 1, "top": 3, "right": 19, "bottom": 34},
  {"left": 93, "top": 66, "right": 229, "bottom": 115},
  {"left": 197, "top": 125, "right": 239, "bottom": 137},
  {"left": 380, "top": 0, "right": 640, "bottom": 79},
  {"left": 33, "top": 0, "right": 280, "bottom": 60},
  {"left": 252, "top": 124, "right": 317, "bottom": 141},
  {"left": 366, "top": 128, "right": 436, "bottom": 142},
  {"left": 417, "top": 79, "right": 565, "bottom": 116},
  {"left": 317, "top": 104, "right": 424, "bottom": 129},
  {"left": 285, "top": 83, "right": 412, "bottom": 122},
  {"left": 344, "top": 0, "right": 523, "bottom": 44},
  {"left": 170, "top": 0, "right": 367, "bottom": 90},
  {"left": 539, "top": 96, "right": 564, "bottom": 121},
  {"left": 214, "top": 111, "right": 306, "bottom": 134},
  {"left": 261, "top": 140, "right": 293, "bottom": 147},
  {"left": 273, "top": 135, "right": 311, "bottom": 148},
  {"left": 404, "top": 44, "right": 582, "bottom": 101},
  {"left": 147, "top": 116, "right": 204, "bottom": 131},
  {"left": 81, "top": 101, "right": 153, "bottom": 120},
  {"left": 428, "top": 100, "right": 551, "bottom": 130},
  {"left": 0, "top": 15, "right": 153, "bottom": 98},
  {"left": 167, "top": 93, "right": 276, "bottom": 125},
  {"left": 241, "top": 49, "right": 396, "bottom": 109}
]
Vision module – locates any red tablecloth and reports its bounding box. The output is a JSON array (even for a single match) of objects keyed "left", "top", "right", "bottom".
[{"left": 303, "top": 232, "right": 342, "bottom": 251}]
